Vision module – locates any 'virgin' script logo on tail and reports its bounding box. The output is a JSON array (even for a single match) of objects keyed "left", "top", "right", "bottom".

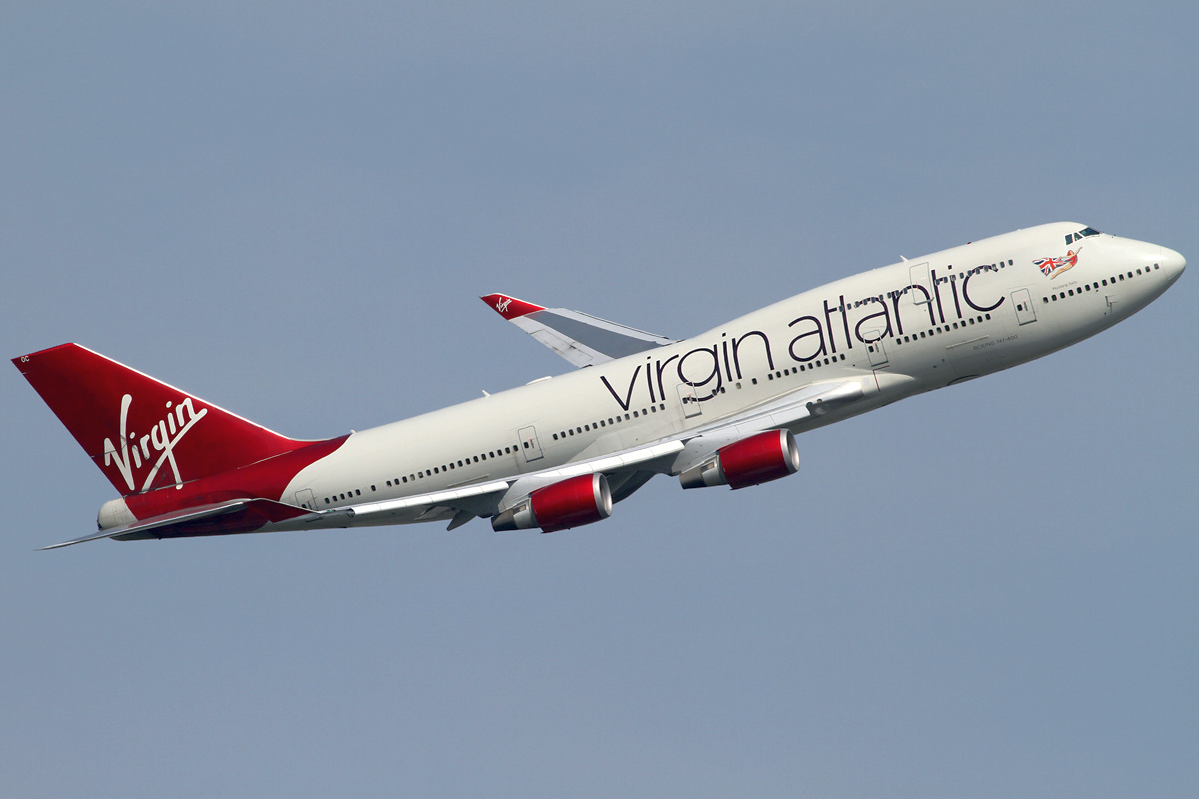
[{"left": 103, "top": 395, "right": 208, "bottom": 492}]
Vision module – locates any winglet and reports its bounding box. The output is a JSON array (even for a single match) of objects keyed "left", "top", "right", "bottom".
[{"left": 481, "top": 294, "right": 545, "bottom": 321}]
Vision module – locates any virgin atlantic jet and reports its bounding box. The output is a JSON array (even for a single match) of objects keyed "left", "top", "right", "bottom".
[{"left": 13, "top": 222, "right": 1185, "bottom": 549}]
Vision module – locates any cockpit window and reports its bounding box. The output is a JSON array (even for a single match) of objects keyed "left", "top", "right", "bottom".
[{"left": 1065, "top": 227, "right": 1101, "bottom": 245}]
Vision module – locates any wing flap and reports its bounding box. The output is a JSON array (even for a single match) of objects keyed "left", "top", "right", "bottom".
[{"left": 340, "top": 480, "right": 512, "bottom": 523}]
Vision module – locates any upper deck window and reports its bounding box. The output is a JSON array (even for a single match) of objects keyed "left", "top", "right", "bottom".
[{"left": 1065, "top": 227, "right": 1101, "bottom": 245}]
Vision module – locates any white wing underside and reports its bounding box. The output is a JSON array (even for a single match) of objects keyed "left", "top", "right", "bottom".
[{"left": 509, "top": 309, "right": 676, "bottom": 367}]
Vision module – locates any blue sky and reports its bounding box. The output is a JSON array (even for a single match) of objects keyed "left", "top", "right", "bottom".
[{"left": 2, "top": 3, "right": 1196, "bottom": 797}]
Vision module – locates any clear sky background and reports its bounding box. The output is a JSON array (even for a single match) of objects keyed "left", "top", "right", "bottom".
[{"left": 2, "top": 3, "right": 1196, "bottom": 797}]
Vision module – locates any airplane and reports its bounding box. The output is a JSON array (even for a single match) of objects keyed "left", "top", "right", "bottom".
[{"left": 12, "top": 222, "right": 1185, "bottom": 549}]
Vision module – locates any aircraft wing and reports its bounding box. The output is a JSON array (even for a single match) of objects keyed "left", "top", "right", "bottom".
[
  {"left": 325, "top": 440, "right": 685, "bottom": 530},
  {"left": 481, "top": 293, "right": 676, "bottom": 367}
]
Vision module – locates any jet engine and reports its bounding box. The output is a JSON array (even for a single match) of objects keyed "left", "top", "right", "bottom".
[
  {"left": 679, "top": 429, "right": 800, "bottom": 490},
  {"left": 492, "top": 473, "right": 613, "bottom": 533}
]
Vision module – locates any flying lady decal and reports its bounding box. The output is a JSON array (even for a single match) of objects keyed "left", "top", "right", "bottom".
[{"left": 1033, "top": 248, "right": 1080, "bottom": 279}]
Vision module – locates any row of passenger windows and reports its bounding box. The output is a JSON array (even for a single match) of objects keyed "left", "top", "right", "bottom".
[
  {"left": 930, "top": 261, "right": 1014, "bottom": 288},
  {"left": 846, "top": 261, "right": 1014, "bottom": 310},
  {"left": 323, "top": 442, "right": 523, "bottom": 505},
  {"left": 766, "top": 353, "right": 848, "bottom": 382},
  {"left": 893, "top": 314, "right": 992, "bottom": 346},
  {"left": 1042, "top": 264, "right": 1159, "bottom": 303},
  {"left": 551, "top": 404, "right": 668, "bottom": 441},
  {"left": 545, "top": 348, "right": 856, "bottom": 442}
]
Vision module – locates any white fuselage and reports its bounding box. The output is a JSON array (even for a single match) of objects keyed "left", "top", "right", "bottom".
[{"left": 283, "top": 223, "right": 1184, "bottom": 526}]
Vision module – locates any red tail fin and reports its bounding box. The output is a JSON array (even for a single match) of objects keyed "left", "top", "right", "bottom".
[{"left": 14, "top": 344, "right": 314, "bottom": 496}]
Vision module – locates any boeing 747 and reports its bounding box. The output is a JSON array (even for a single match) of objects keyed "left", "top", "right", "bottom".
[{"left": 13, "top": 222, "right": 1184, "bottom": 548}]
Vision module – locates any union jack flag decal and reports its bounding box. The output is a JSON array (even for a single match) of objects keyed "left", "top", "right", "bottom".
[{"left": 1033, "top": 249, "right": 1079, "bottom": 279}]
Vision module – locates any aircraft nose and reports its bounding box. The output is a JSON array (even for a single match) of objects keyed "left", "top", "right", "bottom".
[{"left": 1158, "top": 246, "right": 1186, "bottom": 281}]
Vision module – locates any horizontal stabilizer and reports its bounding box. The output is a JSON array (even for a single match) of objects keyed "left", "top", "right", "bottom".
[
  {"left": 40, "top": 498, "right": 314, "bottom": 549},
  {"left": 481, "top": 294, "right": 676, "bottom": 367}
]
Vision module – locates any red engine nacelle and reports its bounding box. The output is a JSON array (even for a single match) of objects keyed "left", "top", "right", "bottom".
[
  {"left": 491, "top": 473, "right": 613, "bottom": 533},
  {"left": 679, "top": 429, "right": 800, "bottom": 490}
]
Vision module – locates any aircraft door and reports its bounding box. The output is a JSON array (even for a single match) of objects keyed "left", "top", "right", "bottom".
[
  {"left": 1012, "top": 288, "right": 1037, "bottom": 325},
  {"left": 864, "top": 332, "right": 889, "bottom": 368},
  {"left": 908, "top": 262, "right": 932, "bottom": 305},
  {"left": 517, "top": 425, "right": 544, "bottom": 462},
  {"left": 676, "top": 383, "right": 703, "bottom": 419},
  {"left": 293, "top": 488, "right": 317, "bottom": 510}
]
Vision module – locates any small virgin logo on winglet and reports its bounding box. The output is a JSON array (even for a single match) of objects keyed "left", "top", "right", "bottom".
[
  {"left": 102, "top": 394, "right": 208, "bottom": 492},
  {"left": 495, "top": 296, "right": 512, "bottom": 315}
]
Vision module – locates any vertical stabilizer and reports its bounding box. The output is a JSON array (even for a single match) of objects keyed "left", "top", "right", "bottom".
[{"left": 13, "top": 344, "right": 314, "bottom": 496}]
